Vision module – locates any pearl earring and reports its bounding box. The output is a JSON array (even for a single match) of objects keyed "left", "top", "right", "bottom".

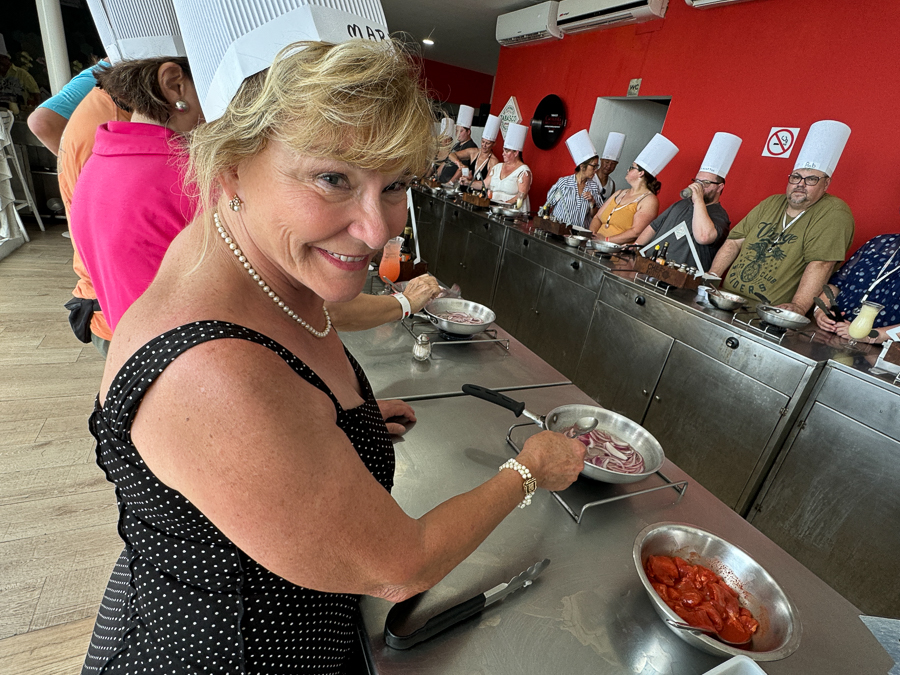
[
  {"left": 229, "top": 194, "right": 243, "bottom": 212},
  {"left": 175, "top": 100, "right": 189, "bottom": 112}
]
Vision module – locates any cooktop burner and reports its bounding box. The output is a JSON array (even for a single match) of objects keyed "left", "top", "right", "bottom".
[
  {"left": 437, "top": 330, "right": 474, "bottom": 341},
  {"left": 758, "top": 321, "right": 787, "bottom": 335}
]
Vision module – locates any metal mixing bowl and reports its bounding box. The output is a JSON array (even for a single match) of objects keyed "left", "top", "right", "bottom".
[
  {"left": 423, "top": 298, "right": 495, "bottom": 335},
  {"left": 756, "top": 305, "right": 810, "bottom": 330},
  {"left": 565, "top": 234, "right": 589, "bottom": 247},
  {"left": 544, "top": 407, "right": 664, "bottom": 484},
  {"left": 708, "top": 289, "right": 747, "bottom": 311},
  {"left": 593, "top": 240, "right": 623, "bottom": 254},
  {"left": 490, "top": 204, "right": 521, "bottom": 218},
  {"left": 633, "top": 522, "right": 802, "bottom": 661}
]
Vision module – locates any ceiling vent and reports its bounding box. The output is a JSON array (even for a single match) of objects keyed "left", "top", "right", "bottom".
[
  {"left": 496, "top": 1, "right": 563, "bottom": 47},
  {"left": 556, "top": 0, "right": 667, "bottom": 34}
]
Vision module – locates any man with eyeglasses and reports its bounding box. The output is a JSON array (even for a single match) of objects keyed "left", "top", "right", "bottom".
[
  {"left": 634, "top": 171, "right": 729, "bottom": 270},
  {"left": 709, "top": 121, "right": 854, "bottom": 314}
]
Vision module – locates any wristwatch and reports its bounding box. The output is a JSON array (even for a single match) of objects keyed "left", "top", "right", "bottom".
[{"left": 499, "top": 459, "right": 537, "bottom": 508}]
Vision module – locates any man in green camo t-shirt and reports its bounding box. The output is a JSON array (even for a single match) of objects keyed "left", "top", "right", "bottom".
[{"left": 709, "top": 122, "right": 854, "bottom": 315}]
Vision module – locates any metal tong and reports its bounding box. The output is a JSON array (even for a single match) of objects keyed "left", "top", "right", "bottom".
[{"left": 813, "top": 285, "right": 845, "bottom": 322}]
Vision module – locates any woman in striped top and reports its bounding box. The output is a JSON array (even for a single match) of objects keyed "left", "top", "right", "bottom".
[{"left": 544, "top": 156, "right": 602, "bottom": 229}]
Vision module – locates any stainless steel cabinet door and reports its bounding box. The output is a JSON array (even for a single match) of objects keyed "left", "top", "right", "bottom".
[
  {"left": 413, "top": 193, "right": 444, "bottom": 271},
  {"left": 642, "top": 341, "right": 788, "bottom": 512},
  {"left": 492, "top": 250, "right": 544, "bottom": 337},
  {"left": 459, "top": 239, "right": 501, "bottom": 307},
  {"left": 517, "top": 270, "right": 597, "bottom": 377},
  {"left": 433, "top": 219, "right": 468, "bottom": 288},
  {"left": 749, "top": 402, "right": 900, "bottom": 617},
  {"left": 574, "top": 302, "right": 673, "bottom": 422}
]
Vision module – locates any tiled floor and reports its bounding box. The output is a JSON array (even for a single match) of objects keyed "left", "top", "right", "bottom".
[{"left": 0, "top": 223, "right": 121, "bottom": 674}]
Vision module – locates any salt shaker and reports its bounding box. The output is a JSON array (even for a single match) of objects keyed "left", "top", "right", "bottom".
[{"left": 413, "top": 334, "right": 432, "bottom": 361}]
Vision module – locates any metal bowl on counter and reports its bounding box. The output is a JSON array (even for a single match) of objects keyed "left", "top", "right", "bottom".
[
  {"left": 593, "top": 240, "right": 623, "bottom": 255},
  {"left": 441, "top": 183, "right": 462, "bottom": 196},
  {"left": 707, "top": 288, "right": 747, "bottom": 311},
  {"left": 633, "top": 523, "right": 801, "bottom": 661},
  {"left": 564, "top": 234, "right": 589, "bottom": 247},
  {"left": 490, "top": 204, "right": 522, "bottom": 219},
  {"left": 423, "top": 298, "right": 495, "bottom": 336},
  {"left": 756, "top": 305, "right": 810, "bottom": 330}
]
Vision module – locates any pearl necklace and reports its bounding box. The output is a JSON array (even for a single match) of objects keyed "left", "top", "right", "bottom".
[{"left": 214, "top": 211, "right": 332, "bottom": 339}]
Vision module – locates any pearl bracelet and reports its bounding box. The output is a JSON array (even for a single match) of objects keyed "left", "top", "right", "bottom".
[
  {"left": 393, "top": 292, "right": 412, "bottom": 319},
  {"left": 499, "top": 459, "right": 537, "bottom": 508}
]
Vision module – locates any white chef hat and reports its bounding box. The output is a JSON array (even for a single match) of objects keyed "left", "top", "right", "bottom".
[
  {"left": 85, "top": 0, "right": 185, "bottom": 64},
  {"left": 793, "top": 120, "right": 851, "bottom": 177},
  {"left": 504, "top": 122, "right": 527, "bottom": 152},
  {"left": 172, "top": 0, "right": 389, "bottom": 122},
  {"left": 566, "top": 129, "right": 597, "bottom": 167},
  {"left": 438, "top": 116, "right": 454, "bottom": 140},
  {"left": 699, "top": 132, "right": 742, "bottom": 178},
  {"left": 482, "top": 114, "right": 501, "bottom": 142},
  {"left": 634, "top": 133, "right": 679, "bottom": 176},
  {"left": 0, "top": 34, "right": 9, "bottom": 58},
  {"left": 456, "top": 105, "right": 474, "bottom": 129},
  {"left": 601, "top": 132, "right": 626, "bottom": 161}
]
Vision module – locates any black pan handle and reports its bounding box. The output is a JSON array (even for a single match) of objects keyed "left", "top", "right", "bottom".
[
  {"left": 384, "top": 592, "right": 487, "bottom": 650},
  {"left": 462, "top": 384, "right": 526, "bottom": 417}
]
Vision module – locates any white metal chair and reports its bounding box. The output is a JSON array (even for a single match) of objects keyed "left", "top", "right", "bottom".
[{"left": 0, "top": 109, "right": 45, "bottom": 242}]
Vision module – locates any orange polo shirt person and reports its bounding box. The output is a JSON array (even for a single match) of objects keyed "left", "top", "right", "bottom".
[{"left": 57, "top": 85, "right": 131, "bottom": 355}]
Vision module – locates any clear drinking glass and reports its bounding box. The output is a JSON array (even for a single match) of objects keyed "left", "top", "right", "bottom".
[
  {"left": 379, "top": 236, "right": 403, "bottom": 285},
  {"left": 847, "top": 301, "right": 883, "bottom": 346}
]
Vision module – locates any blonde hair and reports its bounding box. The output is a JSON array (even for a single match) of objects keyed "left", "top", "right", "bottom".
[{"left": 188, "top": 38, "right": 437, "bottom": 221}]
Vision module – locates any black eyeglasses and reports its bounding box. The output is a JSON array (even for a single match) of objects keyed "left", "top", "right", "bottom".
[
  {"left": 692, "top": 178, "right": 724, "bottom": 186},
  {"left": 788, "top": 173, "right": 823, "bottom": 186},
  {"left": 587, "top": 163, "right": 599, "bottom": 169}
]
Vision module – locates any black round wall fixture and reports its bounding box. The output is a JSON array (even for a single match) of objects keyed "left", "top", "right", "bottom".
[{"left": 530, "top": 94, "right": 567, "bottom": 150}]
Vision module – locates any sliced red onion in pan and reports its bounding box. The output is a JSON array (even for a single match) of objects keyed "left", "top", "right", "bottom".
[{"left": 569, "top": 428, "right": 645, "bottom": 474}]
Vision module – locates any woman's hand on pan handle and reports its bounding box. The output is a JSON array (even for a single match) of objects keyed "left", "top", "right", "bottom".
[{"left": 517, "top": 430, "right": 585, "bottom": 492}]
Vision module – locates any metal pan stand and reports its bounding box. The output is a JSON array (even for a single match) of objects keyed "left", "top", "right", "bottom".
[
  {"left": 505, "top": 422, "right": 688, "bottom": 524},
  {"left": 731, "top": 312, "right": 789, "bottom": 344},
  {"left": 633, "top": 272, "right": 673, "bottom": 296},
  {"left": 401, "top": 316, "right": 510, "bottom": 350}
]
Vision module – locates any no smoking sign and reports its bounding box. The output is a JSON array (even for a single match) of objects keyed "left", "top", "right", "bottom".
[{"left": 762, "top": 127, "right": 800, "bottom": 158}]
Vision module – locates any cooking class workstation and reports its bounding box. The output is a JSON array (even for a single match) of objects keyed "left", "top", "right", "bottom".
[{"left": 339, "top": 185, "right": 899, "bottom": 672}]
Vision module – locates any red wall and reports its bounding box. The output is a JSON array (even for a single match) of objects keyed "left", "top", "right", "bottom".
[
  {"left": 491, "top": 0, "right": 899, "bottom": 253},
  {"left": 415, "top": 57, "right": 494, "bottom": 108}
]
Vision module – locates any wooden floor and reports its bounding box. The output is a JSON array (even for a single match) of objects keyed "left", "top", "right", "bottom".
[{"left": 0, "top": 222, "right": 121, "bottom": 674}]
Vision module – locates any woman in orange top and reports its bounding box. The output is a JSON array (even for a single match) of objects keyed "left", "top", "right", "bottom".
[{"left": 589, "top": 160, "right": 660, "bottom": 244}]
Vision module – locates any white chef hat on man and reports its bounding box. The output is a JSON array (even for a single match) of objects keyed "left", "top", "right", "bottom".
[
  {"left": 793, "top": 120, "right": 851, "bottom": 177},
  {"left": 601, "top": 132, "right": 626, "bottom": 161},
  {"left": 699, "top": 132, "right": 742, "bottom": 179},
  {"left": 482, "top": 114, "right": 501, "bottom": 142},
  {"left": 565, "top": 129, "right": 597, "bottom": 167},
  {"left": 634, "top": 133, "right": 679, "bottom": 176},
  {"left": 456, "top": 105, "right": 474, "bottom": 130},
  {"left": 172, "top": 0, "right": 389, "bottom": 122},
  {"left": 504, "top": 123, "right": 527, "bottom": 152},
  {"left": 85, "top": 0, "right": 186, "bottom": 64},
  {"left": 0, "top": 34, "right": 9, "bottom": 58}
]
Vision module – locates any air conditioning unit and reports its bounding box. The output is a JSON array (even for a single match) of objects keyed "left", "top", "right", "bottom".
[
  {"left": 496, "top": 1, "right": 562, "bottom": 47},
  {"left": 556, "top": 0, "right": 667, "bottom": 34},
  {"left": 685, "top": 0, "right": 754, "bottom": 7}
]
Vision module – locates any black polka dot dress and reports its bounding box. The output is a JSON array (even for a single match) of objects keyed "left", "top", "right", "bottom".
[{"left": 82, "top": 321, "right": 395, "bottom": 674}]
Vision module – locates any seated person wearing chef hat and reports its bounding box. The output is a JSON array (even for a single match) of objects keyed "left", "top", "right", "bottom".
[
  {"left": 709, "top": 120, "right": 855, "bottom": 315},
  {"left": 591, "top": 131, "right": 626, "bottom": 202},
  {"left": 634, "top": 132, "right": 741, "bottom": 271},
  {"left": 452, "top": 104, "right": 478, "bottom": 156},
  {"left": 543, "top": 129, "right": 603, "bottom": 230}
]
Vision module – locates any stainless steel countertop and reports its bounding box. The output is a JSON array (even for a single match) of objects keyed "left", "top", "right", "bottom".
[
  {"left": 361, "top": 384, "right": 891, "bottom": 674},
  {"left": 340, "top": 316, "right": 570, "bottom": 400}
]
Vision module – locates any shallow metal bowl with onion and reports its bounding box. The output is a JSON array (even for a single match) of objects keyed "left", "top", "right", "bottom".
[
  {"left": 707, "top": 288, "right": 747, "bottom": 311},
  {"left": 593, "top": 240, "right": 624, "bottom": 255},
  {"left": 423, "top": 298, "right": 496, "bottom": 336},
  {"left": 633, "top": 522, "right": 801, "bottom": 661},
  {"left": 490, "top": 204, "right": 521, "bottom": 218},
  {"left": 756, "top": 305, "right": 810, "bottom": 330},
  {"left": 544, "top": 407, "right": 664, "bottom": 484}
]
